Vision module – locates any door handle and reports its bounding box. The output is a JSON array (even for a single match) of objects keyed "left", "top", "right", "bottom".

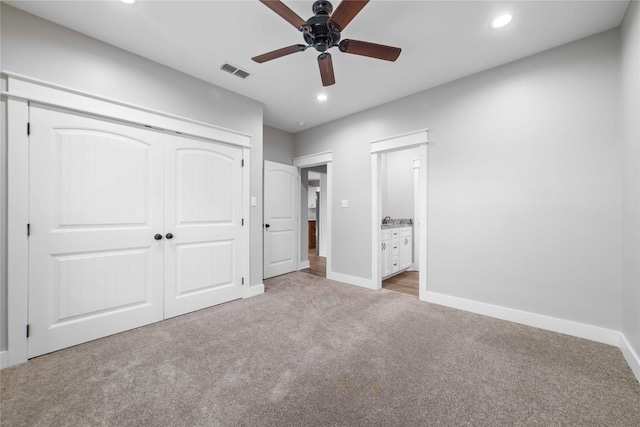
[
  {"left": 154, "top": 234, "right": 163, "bottom": 240},
  {"left": 265, "top": 224, "right": 270, "bottom": 229},
  {"left": 166, "top": 233, "right": 174, "bottom": 240}
]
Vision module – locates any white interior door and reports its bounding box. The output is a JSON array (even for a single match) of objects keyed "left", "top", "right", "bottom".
[
  {"left": 264, "top": 161, "right": 299, "bottom": 279},
  {"left": 28, "top": 104, "right": 164, "bottom": 358},
  {"left": 163, "top": 133, "right": 244, "bottom": 318}
]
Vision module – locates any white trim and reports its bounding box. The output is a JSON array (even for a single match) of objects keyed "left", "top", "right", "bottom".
[
  {"left": 297, "top": 172, "right": 303, "bottom": 277},
  {"left": 371, "top": 130, "right": 428, "bottom": 299},
  {"left": 620, "top": 333, "right": 640, "bottom": 382},
  {"left": 326, "top": 163, "right": 333, "bottom": 278},
  {"left": 242, "top": 147, "right": 251, "bottom": 297},
  {"left": 412, "top": 159, "right": 420, "bottom": 271},
  {"left": 2, "top": 72, "right": 252, "bottom": 148},
  {"left": 0, "top": 351, "right": 8, "bottom": 369},
  {"left": 422, "top": 291, "right": 621, "bottom": 347},
  {"left": 327, "top": 271, "right": 375, "bottom": 290},
  {"left": 371, "top": 153, "right": 381, "bottom": 290},
  {"left": 371, "top": 129, "right": 429, "bottom": 154},
  {"left": 293, "top": 151, "right": 333, "bottom": 168},
  {"left": 418, "top": 144, "right": 428, "bottom": 298},
  {"left": 293, "top": 153, "right": 333, "bottom": 283},
  {"left": 7, "top": 97, "right": 29, "bottom": 367},
  {"left": 298, "top": 260, "right": 311, "bottom": 270},
  {"left": 243, "top": 284, "right": 265, "bottom": 299}
]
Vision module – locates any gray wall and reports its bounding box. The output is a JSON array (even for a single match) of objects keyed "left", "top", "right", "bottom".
[
  {"left": 295, "top": 29, "right": 621, "bottom": 330},
  {"left": 0, "top": 5, "right": 264, "bottom": 352},
  {"left": 621, "top": 1, "right": 640, "bottom": 364},
  {"left": 382, "top": 147, "right": 419, "bottom": 220},
  {"left": 263, "top": 125, "right": 294, "bottom": 165}
]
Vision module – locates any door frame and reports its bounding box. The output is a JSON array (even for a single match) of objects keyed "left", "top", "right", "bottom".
[
  {"left": 4, "top": 73, "right": 252, "bottom": 367},
  {"left": 371, "top": 130, "right": 428, "bottom": 299},
  {"left": 293, "top": 151, "right": 333, "bottom": 279}
]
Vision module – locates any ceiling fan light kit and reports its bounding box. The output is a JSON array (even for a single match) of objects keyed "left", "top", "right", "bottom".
[{"left": 253, "top": 0, "right": 402, "bottom": 87}]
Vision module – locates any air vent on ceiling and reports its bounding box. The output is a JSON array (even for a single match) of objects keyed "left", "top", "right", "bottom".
[{"left": 220, "top": 62, "right": 251, "bottom": 79}]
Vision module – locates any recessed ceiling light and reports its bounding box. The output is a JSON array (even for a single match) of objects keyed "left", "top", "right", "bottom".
[
  {"left": 491, "top": 14, "right": 512, "bottom": 29},
  {"left": 317, "top": 94, "right": 327, "bottom": 102},
  {"left": 297, "top": 121, "right": 306, "bottom": 126},
  {"left": 121, "top": 0, "right": 135, "bottom": 4}
]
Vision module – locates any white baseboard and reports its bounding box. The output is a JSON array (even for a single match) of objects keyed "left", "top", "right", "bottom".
[
  {"left": 619, "top": 333, "right": 640, "bottom": 382},
  {"left": 421, "top": 291, "right": 621, "bottom": 347},
  {"left": 0, "top": 351, "right": 7, "bottom": 369},
  {"left": 327, "top": 271, "right": 375, "bottom": 290},
  {"left": 298, "top": 261, "right": 310, "bottom": 270},
  {"left": 243, "top": 283, "right": 264, "bottom": 298}
]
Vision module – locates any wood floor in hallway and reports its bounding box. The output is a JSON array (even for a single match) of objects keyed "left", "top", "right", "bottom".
[
  {"left": 383, "top": 271, "right": 419, "bottom": 297},
  {"left": 302, "top": 247, "right": 326, "bottom": 278}
]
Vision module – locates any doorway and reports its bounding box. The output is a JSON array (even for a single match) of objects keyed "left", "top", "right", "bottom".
[
  {"left": 379, "top": 147, "right": 421, "bottom": 296},
  {"left": 302, "top": 167, "right": 327, "bottom": 277},
  {"left": 371, "top": 130, "right": 428, "bottom": 299},
  {"left": 293, "top": 151, "right": 333, "bottom": 280}
]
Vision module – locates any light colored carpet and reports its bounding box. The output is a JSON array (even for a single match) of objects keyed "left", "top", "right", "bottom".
[{"left": 2, "top": 271, "right": 639, "bottom": 426}]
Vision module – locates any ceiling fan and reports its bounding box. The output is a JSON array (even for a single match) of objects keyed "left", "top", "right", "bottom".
[{"left": 252, "top": 0, "right": 402, "bottom": 87}]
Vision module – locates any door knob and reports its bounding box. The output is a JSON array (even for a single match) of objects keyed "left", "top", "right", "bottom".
[
  {"left": 154, "top": 234, "right": 163, "bottom": 240},
  {"left": 166, "top": 233, "right": 174, "bottom": 240},
  {"left": 265, "top": 224, "right": 270, "bottom": 229}
]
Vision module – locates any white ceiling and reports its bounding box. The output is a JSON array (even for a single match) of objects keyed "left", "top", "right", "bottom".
[{"left": 6, "top": 0, "right": 629, "bottom": 133}]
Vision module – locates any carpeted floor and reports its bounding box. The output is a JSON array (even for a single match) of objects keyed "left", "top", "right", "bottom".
[{"left": 2, "top": 271, "right": 640, "bottom": 426}]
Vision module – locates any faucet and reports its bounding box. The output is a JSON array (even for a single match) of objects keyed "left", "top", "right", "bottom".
[{"left": 382, "top": 216, "right": 391, "bottom": 224}]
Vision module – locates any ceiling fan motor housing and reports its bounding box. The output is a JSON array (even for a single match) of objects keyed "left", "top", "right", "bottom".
[{"left": 304, "top": 1, "right": 341, "bottom": 52}]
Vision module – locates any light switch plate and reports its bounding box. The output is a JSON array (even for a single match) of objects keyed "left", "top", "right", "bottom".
[
  {"left": 251, "top": 197, "right": 257, "bottom": 206},
  {"left": 341, "top": 199, "right": 348, "bottom": 208}
]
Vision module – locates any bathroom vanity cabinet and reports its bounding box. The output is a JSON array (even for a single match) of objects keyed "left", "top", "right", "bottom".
[{"left": 381, "top": 226, "right": 413, "bottom": 278}]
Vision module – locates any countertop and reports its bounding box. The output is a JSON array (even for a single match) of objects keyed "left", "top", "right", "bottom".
[
  {"left": 381, "top": 219, "right": 413, "bottom": 229},
  {"left": 381, "top": 223, "right": 413, "bottom": 229}
]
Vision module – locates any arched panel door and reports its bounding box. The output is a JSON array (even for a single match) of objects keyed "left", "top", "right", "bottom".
[
  {"left": 28, "top": 104, "right": 165, "bottom": 358},
  {"left": 163, "top": 134, "right": 244, "bottom": 318},
  {"left": 264, "top": 161, "right": 299, "bottom": 279}
]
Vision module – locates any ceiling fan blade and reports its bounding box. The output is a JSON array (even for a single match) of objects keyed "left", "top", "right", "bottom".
[
  {"left": 259, "top": 0, "right": 307, "bottom": 30},
  {"left": 329, "top": 0, "right": 369, "bottom": 31},
  {"left": 318, "top": 53, "right": 336, "bottom": 87},
  {"left": 338, "top": 39, "right": 401, "bottom": 61},
  {"left": 252, "top": 45, "right": 307, "bottom": 63}
]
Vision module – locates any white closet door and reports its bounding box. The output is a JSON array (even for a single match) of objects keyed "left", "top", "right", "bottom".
[
  {"left": 28, "top": 105, "right": 165, "bottom": 358},
  {"left": 163, "top": 133, "right": 244, "bottom": 318}
]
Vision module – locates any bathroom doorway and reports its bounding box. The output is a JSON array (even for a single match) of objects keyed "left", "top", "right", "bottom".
[
  {"left": 371, "top": 130, "right": 428, "bottom": 299},
  {"left": 380, "top": 147, "right": 421, "bottom": 296}
]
